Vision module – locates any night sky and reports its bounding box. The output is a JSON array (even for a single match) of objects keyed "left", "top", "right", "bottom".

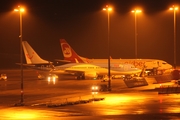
[{"left": 0, "top": 0, "right": 180, "bottom": 68}]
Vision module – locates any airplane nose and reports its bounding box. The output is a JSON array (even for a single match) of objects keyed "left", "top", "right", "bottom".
[
  {"left": 168, "top": 64, "right": 173, "bottom": 69},
  {"left": 160, "top": 64, "right": 172, "bottom": 69}
]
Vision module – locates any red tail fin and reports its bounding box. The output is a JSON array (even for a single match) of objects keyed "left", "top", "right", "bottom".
[{"left": 60, "top": 39, "right": 86, "bottom": 63}]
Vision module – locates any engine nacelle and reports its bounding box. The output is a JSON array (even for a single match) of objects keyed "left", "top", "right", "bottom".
[{"left": 84, "top": 72, "right": 98, "bottom": 79}]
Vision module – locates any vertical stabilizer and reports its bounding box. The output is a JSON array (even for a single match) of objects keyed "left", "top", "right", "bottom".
[
  {"left": 60, "top": 39, "right": 87, "bottom": 63},
  {"left": 22, "top": 41, "right": 49, "bottom": 64}
]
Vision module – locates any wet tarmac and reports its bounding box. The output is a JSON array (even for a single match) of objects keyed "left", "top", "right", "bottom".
[{"left": 0, "top": 69, "right": 180, "bottom": 120}]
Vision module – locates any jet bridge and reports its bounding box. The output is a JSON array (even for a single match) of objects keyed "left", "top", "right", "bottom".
[{"left": 123, "top": 77, "right": 148, "bottom": 88}]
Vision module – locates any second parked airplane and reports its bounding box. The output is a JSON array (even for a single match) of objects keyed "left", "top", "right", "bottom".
[{"left": 59, "top": 39, "right": 172, "bottom": 76}]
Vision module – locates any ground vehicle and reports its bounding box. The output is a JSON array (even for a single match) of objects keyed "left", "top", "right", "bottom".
[
  {"left": 37, "top": 74, "right": 58, "bottom": 81},
  {"left": 47, "top": 74, "right": 58, "bottom": 81},
  {"left": 0, "top": 74, "right": 7, "bottom": 80},
  {"left": 47, "top": 74, "right": 58, "bottom": 84}
]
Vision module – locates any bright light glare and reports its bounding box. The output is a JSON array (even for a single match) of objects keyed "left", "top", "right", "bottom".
[
  {"left": 53, "top": 78, "right": 56, "bottom": 84},
  {"left": 14, "top": 6, "right": 25, "bottom": 12},
  {"left": 13, "top": 113, "right": 37, "bottom": 119},
  {"left": 103, "top": 8, "right": 106, "bottom": 11},
  {"left": 2, "top": 109, "right": 41, "bottom": 119},
  {"left": 169, "top": 6, "right": 178, "bottom": 11},
  {"left": 108, "top": 8, "right": 112, "bottom": 11},
  {"left": 92, "top": 92, "right": 98, "bottom": 94},
  {"left": 20, "top": 8, "right": 25, "bottom": 12},
  {"left": 92, "top": 86, "right": 98, "bottom": 90},
  {"left": 132, "top": 10, "right": 142, "bottom": 13},
  {"left": 14, "top": 9, "right": 19, "bottom": 11},
  {"left": 103, "top": 5, "right": 112, "bottom": 11}
]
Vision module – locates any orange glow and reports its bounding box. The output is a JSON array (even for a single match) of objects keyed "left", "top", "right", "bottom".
[
  {"left": 99, "top": 95, "right": 146, "bottom": 115},
  {"left": 1, "top": 108, "right": 41, "bottom": 119},
  {"left": 14, "top": 9, "right": 19, "bottom": 12},
  {"left": 103, "top": 5, "right": 112, "bottom": 11},
  {"left": 169, "top": 5, "right": 178, "bottom": 11},
  {"left": 14, "top": 6, "right": 25, "bottom": 12},
  {"left": 20, "top": 8, "right": 25, "bottom": 12},
  {"left": 132, "top": 9, "right": 142, "bottom": 13}
]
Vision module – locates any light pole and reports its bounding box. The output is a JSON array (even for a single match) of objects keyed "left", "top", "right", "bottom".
[
  {"left": 103, "top": 5, "right": 112, "bottom": 91},
  {"left": 14, "top": 6, "right": 25, "bottom": 105},
  {"left": 132, "top": 9, "right": 141, "bottom": 59},
  {"left": 169, "top": 5, "right": 178, "bottom": 69}
]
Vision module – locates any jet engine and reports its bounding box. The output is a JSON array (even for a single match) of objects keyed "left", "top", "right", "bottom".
[{"left": 84, "top": 71, "right": 98, "bottom": 79}]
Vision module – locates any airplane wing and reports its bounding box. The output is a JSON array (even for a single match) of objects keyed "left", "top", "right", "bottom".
[
  {"left": 55, "top": 58, "right": 81, "bottom": 63},
  {"left": 49, "top": 63, "right": 141, "bottom": 79}
]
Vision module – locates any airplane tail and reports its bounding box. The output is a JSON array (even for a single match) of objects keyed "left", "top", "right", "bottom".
[
  {"left": 60, "top": 39, "right": 88, "bottom": 63},
  {"left": 22, "top": 41, "right": 50, "bottom": 64}
]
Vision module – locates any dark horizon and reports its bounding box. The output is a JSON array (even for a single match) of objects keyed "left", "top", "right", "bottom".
[{"left": 0, "top": 0, "right": 180, "bottom": 68}]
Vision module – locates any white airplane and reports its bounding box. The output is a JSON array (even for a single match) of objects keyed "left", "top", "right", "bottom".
[
  {"left": 59, "top": 39, "right": 173, "bottom": 76},
  {"left": 22, "top": 41, "right": 142, "bottom": 80}
]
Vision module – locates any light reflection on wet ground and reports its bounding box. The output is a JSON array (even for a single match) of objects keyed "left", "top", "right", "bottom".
[
  {"left": 57, "top": 93, "right": 180, "bottom": 115},
  {"left": 1, "top": 69, "right": 180, "bottom": 119}
]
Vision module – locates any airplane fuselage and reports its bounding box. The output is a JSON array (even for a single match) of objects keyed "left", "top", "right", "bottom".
[{"left": 79, "top": 58, "right": 172, "bottom": 70}]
